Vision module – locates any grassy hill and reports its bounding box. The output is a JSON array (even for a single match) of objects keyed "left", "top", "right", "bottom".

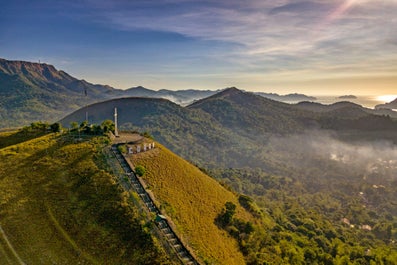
[
  {"left": 0, "top": 130, "right": 171, "bottom": 264},
  {"left": 127, "top": 141, "right": 257, "bottom": 264},
  {"left": 0, "top": 127, "right": 266, "bottom": 264}
]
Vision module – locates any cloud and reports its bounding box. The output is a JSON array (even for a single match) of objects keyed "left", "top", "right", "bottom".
[
  {"left": 11, "top": 0, "right": 395, "bottom": 91},
  {"left": 269, "top": 1, "right": 331, "bottom": 15},
  {"left": 87, "top": 0, "right": 396, "bottom": 61}
]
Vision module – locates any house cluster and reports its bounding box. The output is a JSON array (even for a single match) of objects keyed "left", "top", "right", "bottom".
[
  {"left": 341, "top": 217, "right": 372, "bottom": 231},
  {"left": 128, "top": 142, "right": 155, "bottom": 154}
]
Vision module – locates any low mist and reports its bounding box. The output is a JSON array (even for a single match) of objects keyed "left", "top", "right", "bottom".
[{"left": 267, "top": 130, "right": 397, "bottom": 184}]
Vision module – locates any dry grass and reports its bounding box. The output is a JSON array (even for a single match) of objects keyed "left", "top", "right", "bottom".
[
  {"left": 0, "top": 132, "right": 168, "bottom": 264},
  {"left": 130, "top": 141, "right": 254, "bottom": 265}
]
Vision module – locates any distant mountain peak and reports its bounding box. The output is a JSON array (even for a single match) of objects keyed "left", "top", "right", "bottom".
[
  {"left": 0, "top": 58, "right": 57, "bottom": 76},
  {"left": 221, "top": 87, "right": 242, "bottom": 94}
]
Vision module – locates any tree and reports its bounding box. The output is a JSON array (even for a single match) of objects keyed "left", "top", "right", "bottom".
[
  {"left": 118, "top": 145, "right": 127, "bottom": 154},
  {"left": 135, "top": 165, "right": 146, "bottom": 177},
  {"left": 50, "top": 122, "right": 62, "bottom": 132},
  {"left": 101, "top": 120, "right": 115, "bottom": 133},
  {"left": 220, "top": 202, "right": 236, "bottom": 226},
  {"left": 70, "top": 121, "right": 79, "bottom": 132}
]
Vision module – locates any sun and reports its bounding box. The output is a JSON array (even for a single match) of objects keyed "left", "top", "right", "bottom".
[{"left": 376, "top": 95, "right": 397, "bottom": 103}]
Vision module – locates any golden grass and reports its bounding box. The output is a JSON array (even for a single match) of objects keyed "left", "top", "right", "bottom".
[
  {"left": 0, "top": 132, "right": 168, "bottom": 264},
  {"left": 130, "top": 141, "right": 254, "bottom": 265}
]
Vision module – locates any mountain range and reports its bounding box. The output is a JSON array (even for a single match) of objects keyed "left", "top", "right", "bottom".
[
  {"left": 61, "top": 87, "right": 397, "bottom": 169},
  {"left": 4, "top": 58, "right": 390, "bottom": 129}
]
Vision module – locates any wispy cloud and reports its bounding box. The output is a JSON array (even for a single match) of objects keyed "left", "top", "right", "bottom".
[
  {"left": 3, "top": 0, "right": 395, "bottom": 92},
  {"left": 82, "top": 0, "right": 396, "bottom": 77}
]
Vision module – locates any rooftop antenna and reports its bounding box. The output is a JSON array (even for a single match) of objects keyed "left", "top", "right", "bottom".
[{"left": 114, "top": 107, "right": 119, "bottom": 137}]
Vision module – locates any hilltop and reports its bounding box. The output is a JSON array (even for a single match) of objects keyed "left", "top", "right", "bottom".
[
  {"left": 0, "top": 126, "right": 263, "bottom": 264},
  {"left": 188, "top": 87, "right": 312, "bottom": 135},
  {"left": 0, "top": 129, "right": 171, "bottom": 264}
]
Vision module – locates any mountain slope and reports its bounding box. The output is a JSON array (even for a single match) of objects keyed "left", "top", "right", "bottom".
[
  {"left": 0, "top": 58, "right": 217, "bottom": 128},
  {"left": 296, "top": 101, "right": 397, "bottom": 119},
  {"left": 0, "top": 131, "right": 170, "bottom": 264},
  {"left": 0, "top": 127, "right": 260, "bottom": 264},
  {"left": 188, "top": 87, "right": 314, "bottom": 135},
  {"left": 0, "top": 58, "right": 117, "bottom": 128},
  {"left": 123, "top": 87, "right": 217, "bottom": 105},
  {"left": 129, "top": 142, "right": 255, "bottom": 264}
]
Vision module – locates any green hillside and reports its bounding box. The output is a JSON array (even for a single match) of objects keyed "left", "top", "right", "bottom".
[
  {"left": 188, "top": 87, "right": 311, "bottom": 135},
  {"left": 0, "top": 58, "right": 117, "bottom": 128},
  {"left": 0, "top": 58, "right": 215, "bottom": 128},
  {"left": 0, "top": 130, "right": 171, "bottom": 264}
]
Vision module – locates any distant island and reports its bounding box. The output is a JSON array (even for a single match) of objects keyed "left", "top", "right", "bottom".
[{"left": 338, "top": 95, "right": 357, "bottom": 99}]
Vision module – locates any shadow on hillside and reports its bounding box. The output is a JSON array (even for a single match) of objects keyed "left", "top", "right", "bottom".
[{"left": 0, "top": 130, "right": 49, "bottom": 149}]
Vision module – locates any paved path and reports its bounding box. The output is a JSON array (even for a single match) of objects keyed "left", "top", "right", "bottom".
[
  {"left": 111, "top": 144, "right": 199, "bottom": 265},
  {"left": 111, "top": 132, "right": 144, "bottom": 144}
]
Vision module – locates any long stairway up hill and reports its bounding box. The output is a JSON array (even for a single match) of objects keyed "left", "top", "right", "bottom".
[
  {"left": 111, "top": 144, "right": 198, "bottom": 265},
  {"left": 123, "top": 139, "right": 254, "bottom": 265}
]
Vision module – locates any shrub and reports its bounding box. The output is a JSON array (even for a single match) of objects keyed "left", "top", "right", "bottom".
[{"left": 135, "top": 165, "right": 146, "bottom": 177}]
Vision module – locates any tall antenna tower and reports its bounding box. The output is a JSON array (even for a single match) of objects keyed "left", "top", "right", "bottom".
[
  {"left": 114, "top": 107, "right": 119, "bottom": 137},
  {"left": 84, "top": 88, "right": 88, "bottom": 123}
]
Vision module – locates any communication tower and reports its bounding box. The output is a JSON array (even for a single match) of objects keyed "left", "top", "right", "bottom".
[{"left": 114, "top": 107, "right": 119, "bottom": 137}]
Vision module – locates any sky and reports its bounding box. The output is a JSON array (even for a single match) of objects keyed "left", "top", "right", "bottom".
[{"left": 1, "top": 0, "right": 396, "bottom": 96}]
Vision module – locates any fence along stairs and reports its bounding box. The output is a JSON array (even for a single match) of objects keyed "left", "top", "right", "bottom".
[{"left": 111, "top": 144, "right": 199, "bottom": 265}]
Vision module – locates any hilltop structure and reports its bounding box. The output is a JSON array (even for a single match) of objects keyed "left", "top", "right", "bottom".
[{"left": 114, "top": 107, "right": 119, "bottom": 137}]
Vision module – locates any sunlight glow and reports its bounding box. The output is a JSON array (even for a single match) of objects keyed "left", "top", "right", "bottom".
[{"left": 376, "top": 95, "right": 397, "bottom": 103}]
